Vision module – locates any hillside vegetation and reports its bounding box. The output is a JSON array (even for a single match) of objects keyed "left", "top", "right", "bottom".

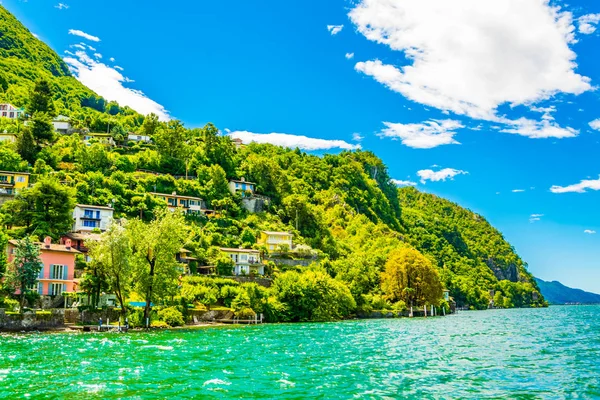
[{"left": 0, "top": 6, "right": 545, "bottom": 322}]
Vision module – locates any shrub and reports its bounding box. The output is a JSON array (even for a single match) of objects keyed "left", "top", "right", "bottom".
[
  {"left": 235, "top": 307, "right": 256, "bottom": 319},
  {"left": 151, "top": 320, "right": 169, "bottom": 328},
  {"left": 127, "top": 309, "right": 146, "bottom": 328},
  {"left": 157, "top": 306, "right": 185, "bottom": 327},
  {"left": 2, "top": 298, "right": 20, "bottom": 312}
]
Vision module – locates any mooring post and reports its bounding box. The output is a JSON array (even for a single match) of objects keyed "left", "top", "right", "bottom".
[
  {"left": 99, "top": 317, "right": 102, "bottom": 331},
  {"left": 443, "top": 307, "right": 446, "bottom": 316},
  {"left": 424, "top": 305, "right": 427, "bottom": 318},
  {"left": 409, "top": 306, "right": 413, "bottom": 317}
]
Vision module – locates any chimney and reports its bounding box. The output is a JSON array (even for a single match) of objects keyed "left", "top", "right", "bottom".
[
  {"left": 172, "top": 191, "right": 177, "bottom": 196},
  {"left": 65, "top": 239, "right": 72, "bottom": 250},
  {"left": 43, "top": 236, "right": 52, "bottom": 248}
]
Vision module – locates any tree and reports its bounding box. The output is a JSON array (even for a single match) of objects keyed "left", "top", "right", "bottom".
[
  {"left": 28, "top": 80, "right": 56, "bottom": 117},
  {"left": 5, "top": 237, "right": 43, "bottom": 310},
  {"left": 129, "top": 209, "right": 190, "bottom": 325},
  {"left": 16, "top": 127, "right": 38, "bottom": 164},
  {"left": 0, "top": 229, "right": 8, "bottom": 278},
  {"left": 155, "top": 120, "right": 189, "bottom": 159},
  {"left": 214, "top": 253, "right": 234, "bottom": 276},
  {"left": 3, "top": 177, "right": 76, "bottom": 238},
  {"left": 140, "top": 113, "right": 160, "bottom": 137},
  {"left": 0, "top": 145, "right": 28, "bottom": 171},
  {"left": 87, "top": 221, "right": 132, "bottom": 317},
  {"left": 29, "top": 112, "right": 55, "bottom": 145},
  {"left": 381, "top": 247, "right": 443, "bottom": 308}
]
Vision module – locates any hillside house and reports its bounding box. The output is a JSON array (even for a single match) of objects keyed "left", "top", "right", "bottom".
[
  {"left": 0, "top": 171, "right": 30, "bottom": 204},
  {"left": 228, "top": 178, "right": 256, "bottom": 197},
  {"left": 151, "top": 192, "right": 213, "bottom": 216},
  {"left": 7, "top": 237, "right": 79, "bottom": 296},
  {"left": 52, "top": 115, "right": 71, "bottom": 134},
  {"left": 0, "top": 103, "right": 25, "bottom": 119},
  {"left": 128, "top": 133, "right": 151, "bottom": 143},
  {"left": 82, "top": 133, "right": 115, "bottom": 146},
  {"left": 258, "top": 231, "right": 293, "bottom": 252},
  {"left": 0, "top": 132, "right": 17, "bottom": 143},
  {"left": 72, "top": 204, "right": 114, "bottom": 232},
  {"left": 60, "top": 232, "right": 101, "bottom": 262},
  {"left": 219, "top": 248, "right": 263, "bottom": 275}
]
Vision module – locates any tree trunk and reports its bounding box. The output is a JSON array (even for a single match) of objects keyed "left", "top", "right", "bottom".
[{"left": 143, "top": 257, "right": 156, "bottom": 328}]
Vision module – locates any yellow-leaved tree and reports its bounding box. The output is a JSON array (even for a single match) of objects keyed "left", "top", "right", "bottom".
[{"left": 381, "top": 247, "right": 443, "bottom": 308}]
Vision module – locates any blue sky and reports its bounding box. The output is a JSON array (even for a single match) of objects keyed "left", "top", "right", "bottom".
[{"left": 4, "top": 0, "right": 600, "bottom": 292}]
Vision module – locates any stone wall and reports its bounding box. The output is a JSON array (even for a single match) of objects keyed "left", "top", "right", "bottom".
[
  {"left": 0, "top": 309, "right": 65, "bottom": 331},
  {"left": 188, "top": 309, "right": 234, "bottom": 323},
  {"left": 224, "top": 276, "right": 273, "bottom": 288}
]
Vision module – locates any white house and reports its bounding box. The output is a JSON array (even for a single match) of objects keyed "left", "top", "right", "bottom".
[
  {"left": 0, "top": 132, "right": 17, "bottom": 143},
  {"left": 0, "top": 104, "right": 25, "bottom": 119},
  {"left": 258, "top": 231, "right": 293, "bottom": 251},
  {"left": 52, "top": 115, "right": 71, "bottom": 134},
  {"left": 72, "top": 204, "right": 114, "bottom": 232},
  {"left": 219, "top": 248, "right": 264, "bottom": 275},
  {"left": 228, "top": 178, "right": 256, "bottom": 196},
  {"left": 128, "top": 133, "right": 152, "bottom": 143}
]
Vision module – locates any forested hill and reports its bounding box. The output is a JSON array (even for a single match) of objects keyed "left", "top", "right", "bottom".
[
  {"left": 0, "top": 5, "right": 145, "bottom": 133},
  {"left": 535, "top": 279, "right": 600, "bottom": 304},
  {"left": 0, "top": 5, "right": 546, "bottom": 314}
]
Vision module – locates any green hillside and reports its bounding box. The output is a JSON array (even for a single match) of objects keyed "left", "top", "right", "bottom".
[{"left": 0, "top": 6, "right": 545, "bottom": 322}]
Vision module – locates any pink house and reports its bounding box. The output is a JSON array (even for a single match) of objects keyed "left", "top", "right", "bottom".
[{"left": 7, "top": 237, "right": 80, "bottom": 296}]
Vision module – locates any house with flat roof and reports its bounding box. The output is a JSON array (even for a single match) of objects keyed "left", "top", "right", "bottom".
[
  {"left": 219, "top": 248, "right": 264, "bottom": 275},
  {"left": 128, "top": 133, "right": 152, "bottom": 143},
  {"left": 0, "top": 171, "right": 30, "bottom": 203},
  {"left": 72, "top": 204, "right": 114, "bottom": 232},
  {"left": 82, "top": 133, "right": 115, "bottom": 146},
  {"left": 0, "top": 132, "right": 17, "bottom": 143},
  {"left": 0, "top": 103, "right": 25, "bottom": 119},
  {"left": 151, "top": 191, "right": 213, "bottom": 216},
  {"left": 7, "top": 237, "right": 79, "bottom": 297},
  {"left": 258, "top": 231, "right": 293, "bottom": 252},
  {"left": 52, "top": 115, "right": 71, "bottom": 134}
]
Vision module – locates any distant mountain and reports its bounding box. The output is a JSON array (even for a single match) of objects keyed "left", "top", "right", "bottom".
[{"left": 535, "top": 278, "right": 600, "bottom": 304}]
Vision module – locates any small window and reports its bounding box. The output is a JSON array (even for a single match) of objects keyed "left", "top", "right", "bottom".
[{"left": 16, "top": 177, "right": 25, "bottom": 183}]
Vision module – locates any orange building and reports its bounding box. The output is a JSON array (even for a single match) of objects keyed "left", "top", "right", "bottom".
[{"left": 7, "top": 237, "right": 80, "bottom": 296}]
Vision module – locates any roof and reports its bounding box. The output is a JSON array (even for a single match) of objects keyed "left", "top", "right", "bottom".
[
  {"left": 8, "top": 240, "right": 81, "bottom": 254},
  {"left": 219, "top": 247, "right": 260, "bottom": 253},
  {"left": 150, "top": 192, "right": 204, "bottom": 201},
  {"left": 53, "top": 115, "right": 70, "bottom": 121},
  {"left": 262, "top": 231, "right": 292, "bottom": 236},
  {"left": 230, "top": 179, "right": 256, "bottom": 185},
  {"left": 180, "top": 248, "right": 192, "bottom": 253},
  {"left": 83, "top": 133, "right": 112, "bottom": 137},
  {"left": 63, "top": 232, "right": 102, "bottom": 241},
  {"left": 0, "top": 170, "right": 30, "bottom": 175},
  {"left": 76, "top": 204, "right": 114, "bottom": 211},
  {"left": 0, "top": 132, "right": 17, "bottom": 136}
]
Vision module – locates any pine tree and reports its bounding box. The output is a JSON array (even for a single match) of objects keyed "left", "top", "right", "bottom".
[{"left": 28, "top": 80, "right": 56, "bottom": 117}]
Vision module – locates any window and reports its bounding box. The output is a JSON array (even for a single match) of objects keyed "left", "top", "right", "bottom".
[
  {"left": 9, "top": 112, "right": 14, "bottom": 118},
  {"left": 50, "top": 283, "right": 63, "bottom": 296},
  {"left": 0, "top": 175, "right": 7, "bottom": 182},
  {"left": 50, "top": 264, "right": 66, "bottom": 280},
  {"left": 240, "top": 254, "right": 247, "bottom": 261},
  {"left": 16, "top": 176, "right": 25, "bottom": 183},
  {"left": 1, "top": 112, "right": 6, "bottom": 117},
  {"left": 83, "top": 220, "right": 98, "bottom": 228}
]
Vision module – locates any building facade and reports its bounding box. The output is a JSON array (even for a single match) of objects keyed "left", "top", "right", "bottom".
[
  {"left": 0, "top": 171, "right": 30, "bottom": 204},
  {"left": 52, "top": 115, "right": 71, "bottom": 134},
  {"left": 72, "top": 204, "right": 114, "bottom": 232},
  {"left": 82, "top": 133, "right": 115, "bottom": 146},
  {"left": 0, "top": 132, "right": 17, "bottom": 143},
  {"left": 258, "top": 231, "right": 293, "bottom": 252},
  {"left": 0, "top": 103, "right": 25, "bottom": 119},
  {"left": 228, "top": 178, "right": 256, "bottom": 196},
  {"left": 7, "top": 237, "right": 79, "bottom": 296},
  {"left": 127, "top": 133, "right": 152, "bottom": 143},
  {"left": 220, "top": 248, "right": 264, "bottom": 275},
  {"left": 60, "top": 232, "right": 101, "bottom": 262},
  {"left": 151, "top": 192, "right": 211, "bottom": 216}
]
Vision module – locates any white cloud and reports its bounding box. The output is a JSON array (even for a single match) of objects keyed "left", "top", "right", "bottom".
[
  {"left": 350, "top": 0, "right": 591, "bottom": 137},
  {"left": 417, "top": 168, "right": 467, "bottom": 184},
  {"left": 327, "top": 25, "right": 344, "bottom": 35},
  {"left": 529, "top": 213, "right": 544, "bottom": 223},
  {"left": 32, "top": 33, "right": 40, "bottom": 39},
  {"left": 501, "top": 117, "right": 578, "bottom": 139},
  {"left": 64, "top": 50, "right": 170, "bottom": 121},
  {"left": 352, "top": 132, "right": 363, "bottom": 142},
  {"left": 550, "top": 176, "right": 600, "bottom": 193},
  {"left": 109, "top": 57, "right": 115, "bottom": 62},
  {"left": 93, "top": 53, "right": 102, "bottom": 59},
  {"left": 114, "top": 65, "right": 124, "bottom": 71},
  {"left": 584, "top": 229, "right": 597, "bottom": 234},
  {"left": 71, "top": 44, "right": 86, "bottom": 50},
  {"left": 378, "top": 120, "right": 462, "bottom": 149},
  {"left": 228, "top": 131, "right": 360, "bottom": 151},
  {"left": 512, "top": 189, "right": 526, "bottom": 193},
  {"left": 55, "top": 3, "right": 68, "bottom": 10},
  {"left": 589, "top": 119, "right": 600, "bottom": 131},
  {"left": 578, "top": 14, "right": 600, "bottom": 34},
  {"left": 345, "top": 52, "right": 355, "bottom": 60},
  {"left": 391, "top": 179, "right": 417, "bottom": 187},
  {"left": 68, "top": 29, "right": 100, "bottom": 42}
]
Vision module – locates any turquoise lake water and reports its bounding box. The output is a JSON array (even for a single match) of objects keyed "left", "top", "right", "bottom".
[{"left": 1, "top": 305, "right": 599, "bottom": 398}]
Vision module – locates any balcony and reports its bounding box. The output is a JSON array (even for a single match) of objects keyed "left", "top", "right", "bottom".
[{"left": 81, "top": 214, "right": 101, "bottom": 221}]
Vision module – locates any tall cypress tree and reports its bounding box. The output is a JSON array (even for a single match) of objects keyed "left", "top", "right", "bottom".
[{"left": 28, "top": 79, "right": 56, "bottom": 117}]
